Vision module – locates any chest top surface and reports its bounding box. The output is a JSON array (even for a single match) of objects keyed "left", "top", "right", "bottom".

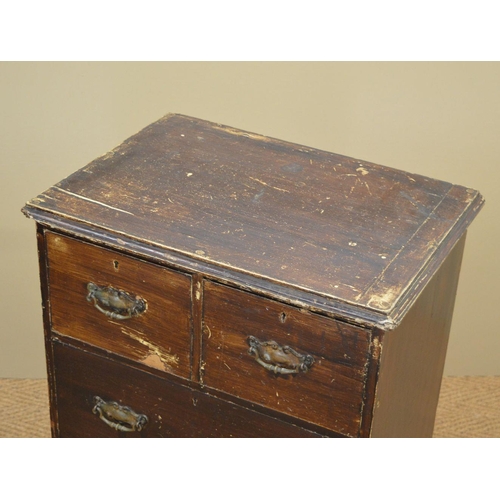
[{"left": 23, "top": 113, "right": 484, "bottom": 329}]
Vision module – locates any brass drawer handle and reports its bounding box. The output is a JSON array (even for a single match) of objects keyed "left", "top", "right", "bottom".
[
  {"left": 92, "top": 396, "right": 148, "bottom": 432},
  {"left": 86, "top": 282, "right": 147, "bottom": 320},
  {"left": 247, "top": 335, "right": 314, "bottom": 375}
]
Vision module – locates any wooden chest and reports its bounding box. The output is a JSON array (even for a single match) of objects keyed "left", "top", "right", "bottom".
[{"left": 22, "top": 114, "right": 484, "bottom": 437}]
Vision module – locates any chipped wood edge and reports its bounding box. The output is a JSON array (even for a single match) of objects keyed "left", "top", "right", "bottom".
[
  {"left": 22, "top": 190, "right": 483, "bottom": 332},
  {"left": 358, "top": 331, "right": 383, "bottom": 437},
  {"left": 21, "top": 112, "right": 485, "bottom": 331},
  {"left": 382, "top": 190, "right": 484, "bottom": 328},
  {"left": 22, "top": 205, "right": 394, "bottom": 330}
]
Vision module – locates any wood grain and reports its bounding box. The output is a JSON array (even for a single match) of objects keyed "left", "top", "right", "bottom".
[
  {"left": 23, "top": 114, "right": 484, "bottom": 330},
  {"left": 46, "top": 231, "right": 193, "bottom": 379},
  {"left": 23, "top": 114, "right": 484, "bottom": 439},
  {"left": 202, "top": 280, "right": 372, "bottom": 437},
  {"left": 52, "top": 340, "right": 324, "bottom": 438}
]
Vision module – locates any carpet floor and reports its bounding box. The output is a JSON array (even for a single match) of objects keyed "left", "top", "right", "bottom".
[{"left": 0, "top": 376, "right": 498, "bottom": 438}]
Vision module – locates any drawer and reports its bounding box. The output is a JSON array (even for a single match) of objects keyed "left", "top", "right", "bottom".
[
  {"left": 202, "top": 281, "right": 372, "bottom": 437},
  {"left": 46, "top": 231, "right": 192, "bottom": 379},
  {"left": 51, "top": 341, "right": 324, "bottom": 437}
]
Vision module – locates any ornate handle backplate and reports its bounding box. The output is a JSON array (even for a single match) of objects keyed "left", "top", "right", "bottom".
[
  {"left": 92, "top": 396, "right": 148, "bottom": 432},
  {"left": 86, "top": 282, "right": 147, "bottom": 320},
  {"left": 247, "top": 335, "right": 314, "bottom": 375}
]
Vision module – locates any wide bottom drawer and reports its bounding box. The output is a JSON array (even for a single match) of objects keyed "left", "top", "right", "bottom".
[{"left": 51, "top": 341, "right": 324, "bottom": 438}]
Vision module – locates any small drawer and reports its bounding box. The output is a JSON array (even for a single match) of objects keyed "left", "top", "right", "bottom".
[
  {"left": 52, "top": 341, "right": 324, "bottom": 437},
  {"left": 46, "top": 231, "right": 192, "bottom": 379},
  {"left": 202, "top": 281, "right": 372, "bottom": 437}
]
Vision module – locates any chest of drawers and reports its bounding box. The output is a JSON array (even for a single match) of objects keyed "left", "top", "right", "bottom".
[{"left": 23, "top": 114, "right": 484, "bottom": 437}]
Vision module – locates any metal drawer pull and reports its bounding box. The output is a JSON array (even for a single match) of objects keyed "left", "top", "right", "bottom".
[
  {"left": 247, "top": 335, "right": 314, "bottom": 375},
  {"left": 86, "top": 282, "right": 147, "bottom": 320},
  {"left": 92, "top": 396, "right": 148, "bottom": 432}
]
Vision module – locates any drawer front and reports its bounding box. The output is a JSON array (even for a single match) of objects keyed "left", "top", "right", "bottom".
[
  {"left": 52, "top": 341, "right": 324, "bottom": 438},
  {"left": 46, "top": 231, "right": 192, "bottom": 379},
  {"left": 202, "top": 281, "right": 372, "bottom": 437}
]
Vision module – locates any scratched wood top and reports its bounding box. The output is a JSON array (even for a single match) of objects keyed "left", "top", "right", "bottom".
[{"left": 23, "top": 114, "right": 484, "bottom": 329}]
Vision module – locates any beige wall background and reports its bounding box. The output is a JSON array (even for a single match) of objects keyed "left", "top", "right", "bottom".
[{"left": 1, "top": 62, "right": 498, "bottom": 378}]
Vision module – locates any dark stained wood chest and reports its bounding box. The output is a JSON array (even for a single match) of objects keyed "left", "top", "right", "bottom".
[{"left": 22, "top": 114, "right": 484, "bottom": 437}]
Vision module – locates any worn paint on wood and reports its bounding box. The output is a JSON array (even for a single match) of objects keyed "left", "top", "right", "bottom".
[
  {"left": 45, "top": 231, "right": 192, "bottom": 379},
  {"left": 52, "top": 340, "right": 325, "bottom": 438},
  {"left": 202, "top": 280, "right": 372, "bottom": 437},
  {"left": 24, "top": 115, "right": 485, "bottom": 438},
  {"left": 23, "top": 114, "right": 484, "bottom": 330}
]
